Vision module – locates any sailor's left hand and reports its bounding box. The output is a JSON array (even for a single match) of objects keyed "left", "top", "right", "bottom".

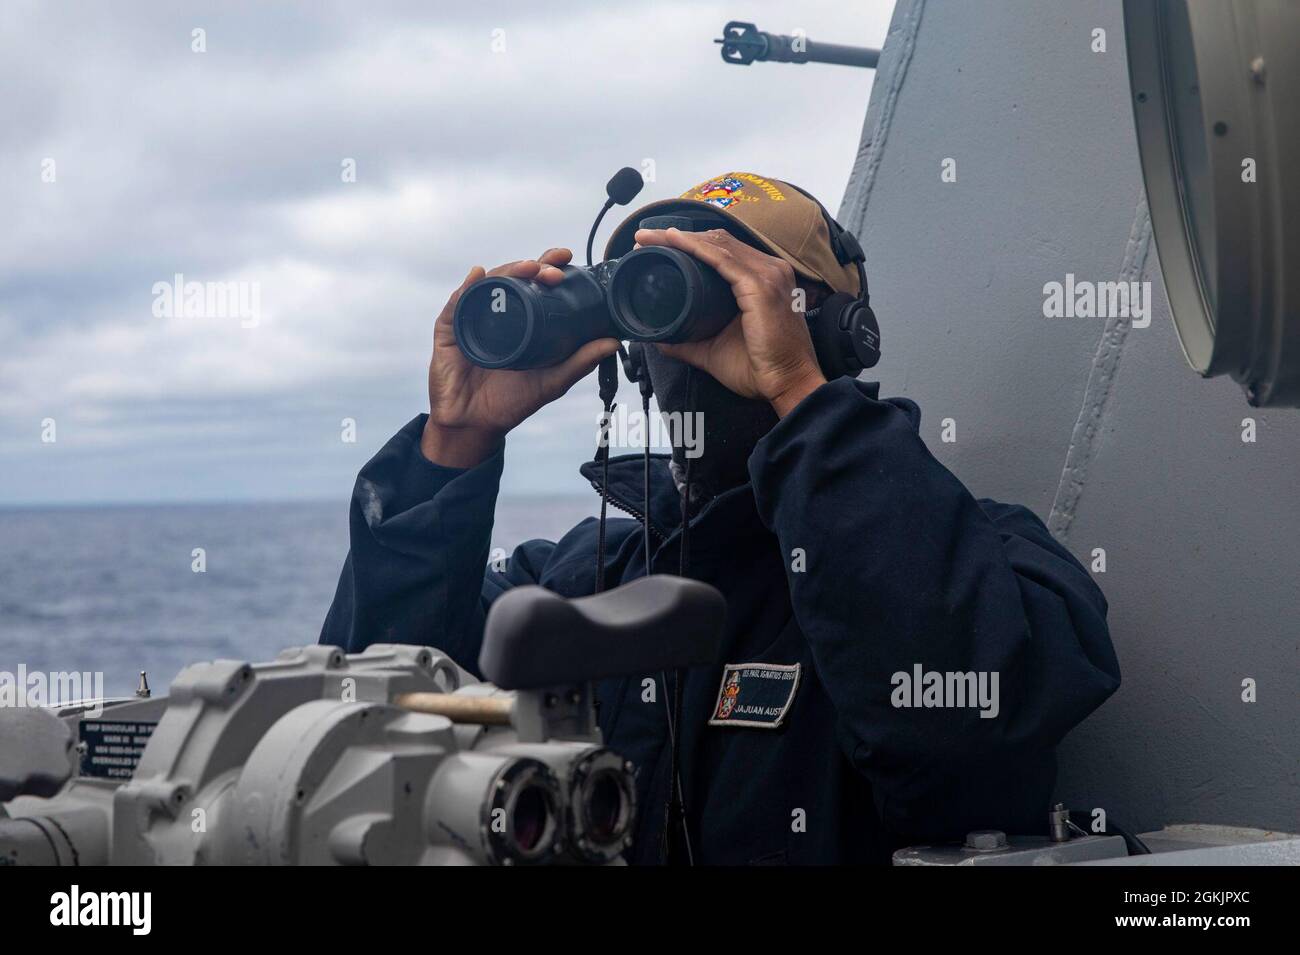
[{"left": 633, "top": 227, "right": 827, "bottom": 417}]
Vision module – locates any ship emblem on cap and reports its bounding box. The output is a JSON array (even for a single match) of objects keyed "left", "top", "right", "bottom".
[{"left": 689, "top": 175, "right": 747, "bottom": 208}]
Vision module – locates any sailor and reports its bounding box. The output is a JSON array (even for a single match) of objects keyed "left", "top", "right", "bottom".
[{"left": 320, "top": 171, "right": 1120, "bottom": 865}]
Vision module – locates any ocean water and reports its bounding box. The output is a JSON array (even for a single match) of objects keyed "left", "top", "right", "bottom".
[{"left": 0, "top": 497, "right": 600, "bottom": 698}]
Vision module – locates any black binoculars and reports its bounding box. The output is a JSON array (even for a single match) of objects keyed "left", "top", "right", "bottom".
[{"left": 453, "top": 216, "right": 738, "bottom": 369}]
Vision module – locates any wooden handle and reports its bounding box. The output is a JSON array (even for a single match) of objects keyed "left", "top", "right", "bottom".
[{"left": 395, "top": 692, "right": 513, "bottom": 726}]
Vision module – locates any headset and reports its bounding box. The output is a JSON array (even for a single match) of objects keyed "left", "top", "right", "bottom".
[
  {"left": 783, "top": 182, "right": 881, "bottom": 379},
  {"left": 623, "top": 184, "right": 882, "bottom": 380}
]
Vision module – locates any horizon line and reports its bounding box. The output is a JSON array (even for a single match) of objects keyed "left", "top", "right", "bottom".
[{"left": 0, "top": 491, "right": 597, "bottom": 512}]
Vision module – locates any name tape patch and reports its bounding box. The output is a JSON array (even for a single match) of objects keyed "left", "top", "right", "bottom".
[
  {"left": 708, "top": 662, "right": 801, "bottom": 729},
  {"left": 79, "top": 719, "right": 157, "bottom": 780}
]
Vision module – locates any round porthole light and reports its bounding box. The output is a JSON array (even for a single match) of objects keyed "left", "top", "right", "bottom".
[{"left": 1123, "top": 0, "right": 1299, "bottom": 407}]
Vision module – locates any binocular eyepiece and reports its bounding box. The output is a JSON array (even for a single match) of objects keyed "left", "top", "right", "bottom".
[{"left": 454, "top": 216, "right": 738, "bottom": 369}]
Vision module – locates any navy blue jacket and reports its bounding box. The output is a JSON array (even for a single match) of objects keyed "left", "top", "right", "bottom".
[{"left": 320, "top": 378, "right": 1120, "bottom": 864}]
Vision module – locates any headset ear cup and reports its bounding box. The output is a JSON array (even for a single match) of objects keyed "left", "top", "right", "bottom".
[
  {"left": 807, "top": 293, "right": 867, "bottom": 379},
  {"left": 850, "top": 303, "right": 881, "bottom": 370}
]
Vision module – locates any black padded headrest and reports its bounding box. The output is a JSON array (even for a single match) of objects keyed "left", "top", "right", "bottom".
[{"left": 479, "top": 575, "right": 727, "bottom": 689}]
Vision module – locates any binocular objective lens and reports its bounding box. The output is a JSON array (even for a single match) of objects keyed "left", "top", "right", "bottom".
[
  {"left": 462, "top": 284, "right": 528, "bottom": 360},
  {"left": 624, "top": 259, "right": 688, "bottom": 332}
]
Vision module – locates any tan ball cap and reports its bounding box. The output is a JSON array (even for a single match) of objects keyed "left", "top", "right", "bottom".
[{"left": 604, "top": 171, "right": 860, "bottom": 296}]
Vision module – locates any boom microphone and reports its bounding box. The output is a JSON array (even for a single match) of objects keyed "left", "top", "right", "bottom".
[
  {"left": 606, "top": 166, "right": 645, "bottom": 206},
  {"left": 587, "top": 166, "right": 646, "bottom": 267}
]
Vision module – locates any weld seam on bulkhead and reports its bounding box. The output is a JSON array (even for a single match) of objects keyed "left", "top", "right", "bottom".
[
  {"left": 839, "top": 0, "right": 927, "bottom": 225},
  {"left": 1047, "top": 192, "right": 1154, "bottom": 541}
]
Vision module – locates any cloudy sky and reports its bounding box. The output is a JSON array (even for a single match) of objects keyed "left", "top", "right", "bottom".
[{"left": 0, "top": 0, "right": 894, "bottom": 505}]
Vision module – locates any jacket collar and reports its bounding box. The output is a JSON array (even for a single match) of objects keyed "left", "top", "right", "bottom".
[
  {"left": 578, "top": 452, "right": 686, "bottom": 540},
  {"left": 578, "top": 450, "right": 765, "bottom": 547},
  {"left": 576, "top": 381, "right": 903, "bottom": 543}
]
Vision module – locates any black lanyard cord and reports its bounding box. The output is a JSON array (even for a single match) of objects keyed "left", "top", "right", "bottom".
[
  {"left": 641, "top": 389, "right": 653, "bottom": 570},
  {"left": 593, "top": 354, "right": 619, "bottom": 594},
  {"left": 662, "top": 366, "right": 696, "bottom": 865}
]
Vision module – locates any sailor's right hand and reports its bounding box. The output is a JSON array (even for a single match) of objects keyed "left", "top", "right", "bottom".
[{"left": 422, "top": 248, "right": 619, "bottom": 468}]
